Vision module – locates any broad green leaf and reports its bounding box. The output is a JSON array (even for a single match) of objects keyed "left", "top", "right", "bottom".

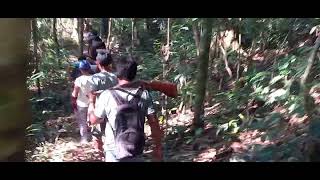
[
  {"left": 269, "top": 75, "right": 284, "bottom": 85},
  {"left": 288, "top": 103, "right": 297, "bottom": 113},
  {"left": 268, "top": 88, "right": 288, "bottom": 103},
  {"left": 279, "top": 62, "right": 289, "bottom": 70},
  {"left": 228, "top": 119, "right": 239, "bottom": 127},
  {"left": 249, "top": 72, "right": 271, "bottom": 83},
  {"left": 262, "top": 87, "right": 270, "bottom": 94},
  {"left": 238, "top": 113, "right": 245, "bottom": 120},
  {"left": 180, "top": 27, "right": 189, "bottom": 31}
]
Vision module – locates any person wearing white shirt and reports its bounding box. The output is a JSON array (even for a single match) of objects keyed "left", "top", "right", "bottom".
[{"left": 71, "top": 60, "right": 93, "bottom": 144}]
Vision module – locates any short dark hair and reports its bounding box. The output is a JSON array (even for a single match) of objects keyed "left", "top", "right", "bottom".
[
  {"left": 91, "top": 30, "right": 98, "bottom": 36},
  {"left": 115, "top": 56, "right": 137, "bottom": 81},
  {"left": 78, "top": 55, "right": 87, "bottom": 61},
  {"left": 96, "top": 50, "right": 113, "bottom": 67}
]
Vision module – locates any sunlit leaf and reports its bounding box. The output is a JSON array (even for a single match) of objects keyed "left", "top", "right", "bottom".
[
  {"left": 238, "top": 113, "right": 245, "bottom": 120},
  {"left": 268, "top": 88, "right": 288, "bottom": 103},
  {"left": 310, "top": 25, "right": 320, "bottom": 34},
  {"left": 180, "top": 27, "right": 189, "bottom": 31},
  {"left": 269, "top": 75, "right": 284, "bottom": 85}
]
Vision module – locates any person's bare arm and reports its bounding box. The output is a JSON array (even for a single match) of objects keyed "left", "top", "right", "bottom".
[
  {"left": 71, "top": 86, "right": 80, "bottom": 111},
  {"left": 147, "top": 113, "right": 163, "bottom": 161},
  {"left": 89, "top": 111, "right": 103, "bottom": 125},
  {"left": 88, "top": 90, "right": 103, "bottom": 125}
]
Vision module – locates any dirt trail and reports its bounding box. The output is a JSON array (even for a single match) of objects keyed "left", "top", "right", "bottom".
[{"left": 27, "top": 39, "right": 311, "bottom": 162}]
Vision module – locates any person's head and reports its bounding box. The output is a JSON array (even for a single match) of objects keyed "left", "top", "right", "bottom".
[
  {"left": 96, "top": 49, "right": 113, "bottom": 71},
  {"left": 115, "top": 55, "right": 137, "bottom": 82},
  {"left": 78, "top": 55, "right": 87, "bottom": 61},
  {"left": 88, "top": 30, "right": 99, "bottom": 44},
  {"left": 91, "top": 29, "right": 98, "bottom": 36},
  {"left": 78, "top": 60, "right": 91, "bottom": 75}
]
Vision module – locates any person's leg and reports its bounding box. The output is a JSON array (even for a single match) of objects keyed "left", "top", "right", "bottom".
[
  {"left": 92, "top": 125, "right": 103, "bottom": 151},
  {"left": 76, "top": 106, "right": 89, "bottom": 143}
]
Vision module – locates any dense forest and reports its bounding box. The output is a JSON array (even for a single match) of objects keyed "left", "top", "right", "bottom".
[{"left": 1, "top": 18, "right": 320, "bottom": 162}]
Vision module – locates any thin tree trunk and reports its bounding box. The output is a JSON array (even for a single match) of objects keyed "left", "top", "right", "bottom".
[
  {"left": 0, "top": 18, "right": 31, "bottom": 161},
  {"left": 53, "top": 18, "right": 59, "bottom": 48},
  {"left": 192, "top": 20, "right": 200, "bottom": 56},
  {"left": 236, "top": 18, "right": 242, "bottom": 80},
  {"left": 31, "top": 18, "right": 41, "bottom": 96},
  {"left": 193, "top": 18, "right": 213, "bottom": 130},
  {"left": 220, "top": 45, "right": 233, "bottom": 78},
  {"left": 130, "top": 18, "right": 135, "bottom": 55},
  {"left": 106, "top": 18, "right": 112, "bottom": 50},
  {"left": 101, "top": 18, "right": 108, "bottom": 39},
  {"left": 300, "top": 36, "right": 320, "bottom": 117},
  {"left": 162, "top": 18, "right": 170, "bottom": 123},
  {"left": 209, "top": 31, "right": 218, "bottom": 68},
  {"left": 78, "top": 18, "right": 84, "bottom": 56},
  {"left": 131, "top": 18, "right": 139, "bottom": 50},
  {"left": 52, "top": 18, "right": 60, "bottom": 66}
]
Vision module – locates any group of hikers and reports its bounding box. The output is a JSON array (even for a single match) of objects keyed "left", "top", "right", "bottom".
[{"left": 69, "top": 29, "right": 163, "bottom": 162}]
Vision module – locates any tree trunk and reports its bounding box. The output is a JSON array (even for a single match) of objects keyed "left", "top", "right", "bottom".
[
  {"left": 131, "top": 18, "right": 138, "bottom": 52},
  {"left": 220, "top": 45, "right": 233, "bottom": 78},
  {"left": 193, "top": 18, "right": 213, "bottom": 130},
  {"left": 106, "top": 18, "right": 112, "bottom": 50},
  {"left": 101, "top": 18, "right": 108, "bottom": 39},
  {"left": 52, "top": 18, "right": 60, "bottom": 66},
  {"left": 78, "top": 18, "right": 84, "bottom": 56},
  {"left": 53, "top": 18, "right": 59, "bottom": 48},
  {"left": 192, "top": 20, "right": 200, "bottom": 56},
  {"left": 146, "top": 18, "right": 152, "bottom": 31},
  {"left": 236, "top": 18, "right": 242, "bottom": 80},
  {"left": 300, "top": 35, "right": 320, "bottom": 161},
  {"left": 0, "top": 18, "right": 31, "bottom": 161},
  {"left": 31, "top": 18, "right": 41, "bottom": 96},
  {"left": 163, "top": 18, "right": 171, "bottom": 134},
  {"left": 300, "top": 36, "right": 320, "bottom": 117}
]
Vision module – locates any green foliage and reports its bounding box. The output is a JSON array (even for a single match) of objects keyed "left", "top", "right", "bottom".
[
  {"left": 26, "top": 18, "right": 320, "bottom": 161},
  {"left": 27, "top": 18, "right": 73, "bottom": 143},
  {"left": 216, "top": 119, "right": 240, "bottom": 136}
]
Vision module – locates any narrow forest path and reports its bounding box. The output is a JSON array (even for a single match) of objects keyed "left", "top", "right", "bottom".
[{"left": 26, "top": 39, "right": 312, "bottom": 162}]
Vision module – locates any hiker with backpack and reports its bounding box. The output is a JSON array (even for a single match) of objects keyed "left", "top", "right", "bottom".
[
  {"left": 89, "top": 56, "right": 163, "bottom": 162},
  {"left": 71, "top": 60, "right": 94, "bottom": 144},
  {"left": 88, "top": 50, "right": 118, "bottom": 151}
]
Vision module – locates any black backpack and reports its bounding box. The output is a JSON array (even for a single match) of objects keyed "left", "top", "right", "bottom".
[{"left": 109, "top": 87, "right": 145, "bottom": 160}]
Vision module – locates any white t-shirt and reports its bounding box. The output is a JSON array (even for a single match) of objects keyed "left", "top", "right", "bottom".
[
  {"left": 94, "top": 88, "right": 155, "bottom": 150},
  {"left": 74, "top": 75, "right": 92, "bottom": 107},
  {"left": 89, "top": 71, "right": 118, "bottom": 93}
]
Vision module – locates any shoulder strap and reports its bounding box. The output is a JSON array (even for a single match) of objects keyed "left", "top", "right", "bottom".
[
  {"left": 109, "top": 89, "right": 126, "bottom": 105},
  {"left": 110, "top": 86, "right": 144, "bottom": 105}
]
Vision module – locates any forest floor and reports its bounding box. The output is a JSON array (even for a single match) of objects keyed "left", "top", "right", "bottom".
[
  {"left": 26, "top": 77, "right": 311, "bottom": 162},
  {"left": 26, "top": 43, "right": 312, "bottom": 162}
]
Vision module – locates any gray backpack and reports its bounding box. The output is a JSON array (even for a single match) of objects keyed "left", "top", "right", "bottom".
[{"left": 109, "top": 87, "right": 145, "bottom": 160}]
